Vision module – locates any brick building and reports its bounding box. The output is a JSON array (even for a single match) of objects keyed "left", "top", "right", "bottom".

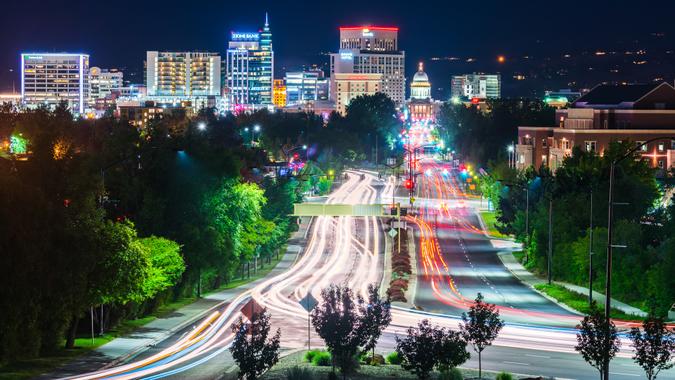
[{"left": 516, "top": 82, "right": 675, "bottom": 172}]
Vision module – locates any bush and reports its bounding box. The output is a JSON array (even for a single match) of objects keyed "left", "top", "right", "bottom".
[
  {"left": 312, "top": 351, "right": 332, "bottom": 366},
  {"left": 305, "top": 349, "right": 322, "bottom": 363},
  {"left": 438, "top": 367, "right": 464, "bottom": 380},
  {"left": 386, "top": 351, "right": 403, "bottom": 365},
  {"left": 495, "top": 371, "right": 513, "bottom": 380},
  {"left": 362, "top": 353, "right": 385, "bottom": 365},
  {"left": 285, "top": 365, "right": 315, "bottom": 380}
]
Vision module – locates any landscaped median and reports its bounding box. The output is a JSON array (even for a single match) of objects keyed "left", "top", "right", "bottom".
[
  {"left": 255, "top": 351, "right": 547, "bottom": 380},
  {"left": 386, "top": 228, "right": 412, "bottom": 303}
]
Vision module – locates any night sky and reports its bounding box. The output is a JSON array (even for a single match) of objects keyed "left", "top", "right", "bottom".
[{"left": 3, "top": 0, "right": 675, "bottom": 97}]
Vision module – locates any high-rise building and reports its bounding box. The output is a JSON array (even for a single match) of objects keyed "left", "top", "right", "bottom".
[
  {"left": 21, "top": 53, "right": 90, "bottom": 114},
  {"left": 333, "top": 73, "right": 382, "bottom": 115},
  {"left": 89, "top": 67, "right": 123, "bottom": 102},
  {"left": 330, "top": 26, "right": 405, "bottom": 106},
  {"left": 284, "top": 70, "right": 326, "bottom": 105},
  {"left": 451, "top": 73, "right": 501, "bottom": 100},
  {"left": 146, "top": 51, "right": 221, "bottom": 97},
  {"left": 273, "top": 79, "right": 286, "bottom": 108},
  {"left": 225, "top": 14, "right": 274, "bottom": 110}
]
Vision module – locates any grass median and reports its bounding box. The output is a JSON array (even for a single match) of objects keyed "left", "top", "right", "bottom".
[
  {"left": 534, "top": 283, "right": 646, "bottom": 321},
  {"left": 479, "top": 211, "right": 509, "bottom": 239}
]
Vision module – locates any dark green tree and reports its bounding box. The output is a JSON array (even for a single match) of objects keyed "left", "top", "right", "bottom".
[
  {"left": 360, "top": 284, "right": 392, "bottom": 363},
  {"left": 395, "top": 319, "right": 439, "bottom": 380},
  {"left": 311, "top": 285, "right": 368, "bottom": 378},
  {"left": 460, "top": 293, "right": 505, "bottom": 379},
  {"left": 628, "top": 313, "right": 675, "bottom": 380},
  {"left": 575, "top": 302, "right": 621, "bottom": 380},
  {"left": 230, "top": 308, "right": 281, "bottom": 380}
]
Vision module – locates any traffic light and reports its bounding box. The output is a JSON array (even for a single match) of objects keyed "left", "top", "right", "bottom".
[{"left": 403, "top": 179, "right": 413, "bottom": 190}]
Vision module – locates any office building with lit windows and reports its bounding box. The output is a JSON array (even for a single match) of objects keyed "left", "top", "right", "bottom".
[
  {"left": 21, "top": 53, "right": 90, "bottom": 114},
  {"left": 89, "top": 67, "right": 123, "bottom": 102},
  {"left": 284, "top": 70, "right": 326, "bottom": 105},
  {"left": 330, "top": 26, "right": 405, "bottom": 107},
  {"left": 273, "top": 79, "right": 286, "bottom": 108},
  {"left": 451, "top": 73, "right": 501, "bottom": 100},
  {"left": 146, "top": 51, "right": 221, "bottom": 97},
  {"left": 516, "top": 82, "right": 675, "bottom": 172},
  {"left": 225, "top": 14, "right": 274, "bottom": 110},
  {"left": 333, "top": 73, "right": 382, "bottom": 115}
]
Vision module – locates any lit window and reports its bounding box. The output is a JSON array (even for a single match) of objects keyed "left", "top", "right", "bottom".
[
  {"left": 658, "top": 143, "right": 665, "bottom": 152},
  {"left": 585, "top": 141, "right": 597, "bottom": 152}
]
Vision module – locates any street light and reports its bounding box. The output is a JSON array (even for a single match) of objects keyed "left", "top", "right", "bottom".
[{"left": 197, "top": 122, "right": 206, "bottom": 131}]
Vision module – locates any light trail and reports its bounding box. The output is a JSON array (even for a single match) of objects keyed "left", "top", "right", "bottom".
[{"left": 66, "top": 168, "right": 646, "bottom": 379}]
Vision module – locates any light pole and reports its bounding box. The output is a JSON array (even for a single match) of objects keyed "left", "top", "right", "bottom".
[{"left": 588, "top": 189, "right": 593, "bottom": 306}]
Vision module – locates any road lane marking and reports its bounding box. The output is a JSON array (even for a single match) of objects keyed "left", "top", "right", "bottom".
[
  {"left": 610, "top": 373, "right": 639, "bottom": 377},
  {"left": 525, "top": 354, "right": 550, "bottom": 359},
  {"left": 503, "top": 361, "right": 530, "bottom": 366}
]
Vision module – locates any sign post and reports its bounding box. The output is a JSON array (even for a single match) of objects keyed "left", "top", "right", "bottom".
[{"left": 299, "top": 292, "right": 318, "bottom": 352}]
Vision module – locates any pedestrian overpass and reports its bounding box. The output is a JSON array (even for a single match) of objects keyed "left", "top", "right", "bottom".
[{"left": 293, "top": 203, "right": 394, "bottom": 217}]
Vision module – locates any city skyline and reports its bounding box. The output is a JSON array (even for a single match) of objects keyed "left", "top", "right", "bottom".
[{"left": 4, "top": 0, "right": 675, "bottom": 97}]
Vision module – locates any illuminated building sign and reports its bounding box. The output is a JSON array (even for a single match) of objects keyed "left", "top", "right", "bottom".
[
  {"left": 26, "top": 55, "right": 44, "bottom": 60},
  {"left": 340, "top": 51, "right": 353, "bottom": 60},
  {"left": 231, "top": 32, "right": 260, "bottom": 41},
  {"left": 362, "top": 28, "right": 374, "bottom": 37}
]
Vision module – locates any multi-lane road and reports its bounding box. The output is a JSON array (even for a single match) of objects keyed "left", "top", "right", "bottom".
[{"left": 64, "top": 169, "right": 675, "bottom": 380}]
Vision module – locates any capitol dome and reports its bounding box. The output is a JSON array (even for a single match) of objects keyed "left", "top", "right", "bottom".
[
  {"left": 410, "top": 62, "right": 431, "bottom": 100},
  {"left": 413, "top": 69, "right": 429, "bottom": 83}
]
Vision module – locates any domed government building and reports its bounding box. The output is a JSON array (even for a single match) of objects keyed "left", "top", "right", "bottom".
[{"left": 407, "top": 62, "right": 441, "bottom": 122}]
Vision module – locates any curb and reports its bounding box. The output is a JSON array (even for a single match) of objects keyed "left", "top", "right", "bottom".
[{"left": 496, "top": 252, "right": 584, "bottom": 317}]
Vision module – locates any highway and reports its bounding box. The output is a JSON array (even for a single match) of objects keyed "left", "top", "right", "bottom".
[{"left": 63, "top": 170, "right": 675, "bottom": 380}]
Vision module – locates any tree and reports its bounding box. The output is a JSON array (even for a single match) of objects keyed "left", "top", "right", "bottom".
[
  {"left": 396, "top": 319, "right": 439, "bottom": 379},
  {"left": 395, "top": 319, "right": 469, "bottom": 379},
  {"left": 460, "top": 293, "right": 505, "bottom": 379},
  {"left": 230, "top": 308, "right": 281, "bottom": 380},
  {"left": 575, "top": 302, "right": 621, "bottom": 380},
  {"left": 628, "top": 314, "right": 675, "bottom": 380},
  {"left": 360, "top": 284, "right": 391, "bottom": 363},
  {"left": 137, "top": 236, "right": 185, "bottom": 299},
  {"left": 436, "top": 329, "right": 470, "bottom": 374},
  {"left": 311, "top": 284, "right": 367, "bottom": 377}
]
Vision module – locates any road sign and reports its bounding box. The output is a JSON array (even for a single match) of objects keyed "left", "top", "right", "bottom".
[
  {"left": 388, "top": 228, "right": 398, "bottom": 238},
  {"left": 299, "top": 292, "right": 318, "bottom": 312},
  {"left": 241, "top": 297, "right": 264, "bottom": 322}
]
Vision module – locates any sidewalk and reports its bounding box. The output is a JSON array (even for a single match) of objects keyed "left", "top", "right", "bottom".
[
  {"left": 40, "top": 217, "right": 313, "bottom": 379},
  {"left": 497, "top": 250, "right": 647, "bottom": 317}
]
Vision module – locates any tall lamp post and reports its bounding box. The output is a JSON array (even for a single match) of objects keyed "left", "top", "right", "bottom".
[{"left": 603, "top": 136, "right": 674, "bottom": 380}]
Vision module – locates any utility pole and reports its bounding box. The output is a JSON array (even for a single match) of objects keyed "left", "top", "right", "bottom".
[
  {"left": 589, "top": 189, "right": 594, "bottom": 306},
  {"left": 603, "top": 162, "right": 615, "bottom": 380},
  {"left": 525, "top": 187, "right": 530, "bottom": 264},
  {"left": 547, "top": 198, "right": 553, "bottom": 285}
]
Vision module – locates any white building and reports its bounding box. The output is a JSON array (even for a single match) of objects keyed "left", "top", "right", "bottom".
[
  {"left": 89, "top": 67, "right": 123, "bottom": 102},
  {"left": 330, "top": 26, "right": 405, "bottom": 107},
  {"left": 21, "top": 53, "right": 90, "bottom": 114},
  {"left": 451, "top": 73, "right": 501, "bottom": 100},
  {"left": 146, "top": 51, "right": 221, "bottom": 97},
  {"left": 333, "top": 73, "right": 382, "bottom": 115},
  {"left": 284, "top": 70, "right": 326, "bottom": 105}
]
